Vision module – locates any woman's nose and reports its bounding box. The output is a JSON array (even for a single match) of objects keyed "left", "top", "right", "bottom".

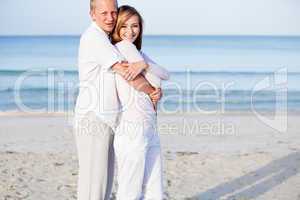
[
  {"left": 128, "top": 27, "right": 133, "bottom": 34},
  {"left": 125, "top": 28, "right": 131, "bottom": 35}
]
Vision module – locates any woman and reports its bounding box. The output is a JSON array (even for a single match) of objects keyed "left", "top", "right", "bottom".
[{"left": 111, "top": 5, "right": 170, "bottom": 200}]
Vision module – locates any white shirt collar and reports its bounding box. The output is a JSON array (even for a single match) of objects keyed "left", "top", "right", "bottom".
[{"left": 91, "top": 21, "right": 109, "bottom": 38}]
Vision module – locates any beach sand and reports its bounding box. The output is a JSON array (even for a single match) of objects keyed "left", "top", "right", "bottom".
[{"left": 0, "top": 112, "right": 299, "bottom": 200}]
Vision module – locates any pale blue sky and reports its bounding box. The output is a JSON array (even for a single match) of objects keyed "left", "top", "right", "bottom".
[{"left": 0, "top": 0, "right": 300, "bottom": 36}]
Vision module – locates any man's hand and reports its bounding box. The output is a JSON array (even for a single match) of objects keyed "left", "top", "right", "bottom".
[
  {"left": 149, "top": 88, "right": 163, "bottom": 111},
  {"left": 112, "top": 61, "right": 130, "bottom": 78},
  {"left": 125, "top": 61, "right": 149, "bottom": 81}
]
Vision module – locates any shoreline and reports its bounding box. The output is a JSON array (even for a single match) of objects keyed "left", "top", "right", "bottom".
[{"left": 0, "top": 110, "right": 299, "bottom": 117}]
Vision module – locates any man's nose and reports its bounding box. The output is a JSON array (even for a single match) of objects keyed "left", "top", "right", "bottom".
[{"left": 107, "top": 13, "right": 114, "bottom": 22}]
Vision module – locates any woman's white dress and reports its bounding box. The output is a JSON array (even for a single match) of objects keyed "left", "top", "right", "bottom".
[{"left": 113, "top": 40, "right": 169, "bottom": 200}]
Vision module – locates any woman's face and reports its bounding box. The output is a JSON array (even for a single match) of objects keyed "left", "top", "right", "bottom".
[{"left": 119, "top": 15, "right": 140, "bottom": 42}]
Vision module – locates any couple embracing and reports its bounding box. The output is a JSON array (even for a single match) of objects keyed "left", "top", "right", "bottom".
[{"left": 74, "top": 0, "right": 169, "bottom": 199}]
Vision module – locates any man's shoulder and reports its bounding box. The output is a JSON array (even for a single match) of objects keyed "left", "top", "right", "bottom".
[{"left": 80, "top": 24, "right": 107, "bottom": 43}]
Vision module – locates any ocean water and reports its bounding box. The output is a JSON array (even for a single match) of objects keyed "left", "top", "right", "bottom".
[{"left": 0, "top": 35, "right": 300, "bottom": 113}]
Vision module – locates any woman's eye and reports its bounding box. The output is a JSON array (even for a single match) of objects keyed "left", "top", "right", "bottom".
[{"left": 121, "top": 26, "right": 127, "bottom": 28}]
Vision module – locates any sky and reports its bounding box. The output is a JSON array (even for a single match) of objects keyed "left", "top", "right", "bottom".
[{"left": 0, "top": 0, "right": 300, "bottom": 36}]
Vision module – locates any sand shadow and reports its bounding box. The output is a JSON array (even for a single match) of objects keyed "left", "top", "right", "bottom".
[{"left": 188, "top": 151, "right": 300, "bottom": 200}]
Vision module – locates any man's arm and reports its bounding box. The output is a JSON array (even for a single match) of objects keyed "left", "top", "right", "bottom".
[
  {"left": 128, "top": 74, "right": 162, "bottom": 111},
  {"left": 113, "top": 62, "right": 163, "bottom": 109},
  {"left": 115, "top": 40, "right": 149, "bottom": 81},
  {"left": 112, "top": 62, "right": 155, "bottom": 94},
  {"left": 128, "top": 74, "right": 155, "bottom": 95}
]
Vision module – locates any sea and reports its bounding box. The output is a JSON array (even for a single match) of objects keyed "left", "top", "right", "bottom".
[{"left": 0, "top": 35, "right": 300, "bottom": 113}]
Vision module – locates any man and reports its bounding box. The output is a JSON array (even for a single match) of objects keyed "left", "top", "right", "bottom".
[{"left": 73, "top": 0, "right": 161, "bottom": 199}]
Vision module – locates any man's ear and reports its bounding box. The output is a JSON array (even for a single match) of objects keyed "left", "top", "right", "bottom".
[{"left": 90, "top": 10, "right": 95, "bottom": 20}]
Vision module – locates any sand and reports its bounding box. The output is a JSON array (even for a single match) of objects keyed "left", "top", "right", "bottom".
[{"left": 0, "top": 112, "right": 299, "bottom": 199}]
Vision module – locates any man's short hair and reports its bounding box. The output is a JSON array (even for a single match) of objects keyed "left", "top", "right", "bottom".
[
  {"left": 90, "top": 0, "right": 118, "bottom": 11},
  {"left": 90, "top": 0, "right": 96, "bottom": 11}
]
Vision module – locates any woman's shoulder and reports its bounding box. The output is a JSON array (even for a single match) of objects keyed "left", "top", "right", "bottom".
[
  {"left": 115, "top": 40, "right": 136, "bottom": 49},
  {"left": 140, "top": 51, "right": 149, "bottom": 60}
]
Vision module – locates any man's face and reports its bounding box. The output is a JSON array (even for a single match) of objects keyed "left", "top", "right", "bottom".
[{"left": 90, "top": 0, "right": 118, "bottom": 34}]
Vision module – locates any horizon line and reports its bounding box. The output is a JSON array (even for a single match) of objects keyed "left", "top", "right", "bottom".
[{"left": 1, "top": 34, "right": 300, "bottom": 37}]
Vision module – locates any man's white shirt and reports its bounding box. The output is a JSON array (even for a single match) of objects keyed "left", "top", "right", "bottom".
[{"left": 75, "top": 22, "right": 123, "bottom": 129}]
